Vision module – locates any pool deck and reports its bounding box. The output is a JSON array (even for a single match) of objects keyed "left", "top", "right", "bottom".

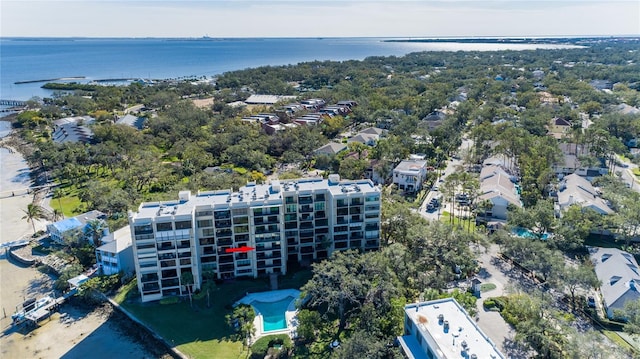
[{"left": 235, "top": 289, "right": 301, "bottom": 340}]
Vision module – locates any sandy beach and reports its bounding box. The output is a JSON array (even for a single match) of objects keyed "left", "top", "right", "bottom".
[{"left": 0, "top": 121, "right": 165, "bottom": 358}]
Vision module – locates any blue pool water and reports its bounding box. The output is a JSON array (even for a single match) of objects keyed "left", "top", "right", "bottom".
[
  {"left": 513, "top": 227, "right": 549, "bottom": 240},
  {"left": 252, "top": 296, "right": 294, "bottom": 332}
]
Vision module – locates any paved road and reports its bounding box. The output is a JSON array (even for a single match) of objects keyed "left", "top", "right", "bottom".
[{"left": 419, "top": 138, "right": 473, "bottom": 221}]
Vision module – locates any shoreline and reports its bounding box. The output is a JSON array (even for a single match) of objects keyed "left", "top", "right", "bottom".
[{"left": 0, "top": 124, "right": 165, "bottom": 359}]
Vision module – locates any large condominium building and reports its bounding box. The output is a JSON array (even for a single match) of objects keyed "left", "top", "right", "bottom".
[{"left": 128, "top": 175, "right": 381, "bottom": 302}]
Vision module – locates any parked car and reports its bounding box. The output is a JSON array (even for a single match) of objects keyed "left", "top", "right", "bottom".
[{"left": 587, "top": 296, "right": 596, "bottom": 308}]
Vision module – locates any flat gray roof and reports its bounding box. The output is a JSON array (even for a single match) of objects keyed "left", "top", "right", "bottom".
[
  {"left": 404, "top": 298, "right": 505, "bottom": 359},
  {"left": 132, "top": 177, "right": 380, "bottom": 221}
]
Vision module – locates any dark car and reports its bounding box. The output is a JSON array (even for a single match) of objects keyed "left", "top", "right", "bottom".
[{"left": 587, "top": 296, "right": 596, "bottom": 308}]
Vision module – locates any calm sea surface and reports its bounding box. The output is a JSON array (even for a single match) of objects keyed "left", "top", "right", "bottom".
[{"left": 0, "top": 37, "right": 580, "bottom": 101}]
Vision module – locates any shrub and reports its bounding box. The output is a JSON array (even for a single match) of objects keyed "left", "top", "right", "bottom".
[
  {"left": 251, "top": 334, "right": 292, "bottom": 359},
  {"left": 483, "top": 298, "right": 496, "bottom": 309},
  {"left": 160, "top": 296, "right": 179, "bottom": 305}
]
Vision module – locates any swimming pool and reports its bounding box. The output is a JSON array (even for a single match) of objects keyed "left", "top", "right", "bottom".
[
  {"left": 512, "top": 227, "right": 549, "bottom": 240},
  {"left": 251, "top": 296, "right": 294, "bottom": 332}
]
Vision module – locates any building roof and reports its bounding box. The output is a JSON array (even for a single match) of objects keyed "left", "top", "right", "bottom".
[
  {"left": 50, "top": 217, "right": 84, "bottom": 233},
  {"left": 553, "top": 117, "right": 572, "bottom": 127},
  {"left": 116, "top": 114, "right": 146, "bottom": 130},
  {"left": 557, "top": 174, "right": 613, "bottom": 214},
  {"left": 348, "top": 133, "right": 379, "bottom": 145},
  {"left": 314, "top": 142, "right": 347, "bottom": 155},
  {"left": 52, "top": 116, "right": 96, "bottom": 144},
  {"left": 615, "top": 103, "right": 640, "bottom": 116},
  {"left": 394, "top": 160, "right": 428, "bottom": 173},
  {"left": 589, "top": 247, "right": 640, "bottom": 313},
  {"left": 479, "top": 167, "right": 521, "bottom": 208},
  {"left": 97, "top": 226, "right": 132, "bottom": 254},
  {"left": 244, "top": 94, "right": 297, "bottom": 105},
  {"left": 401, "top": 298, "right": 505, "bottom": 359},
  {"left": 359, "top": 127, "right": 384, "bottom": 136},
  {"left": 132, "top": 176, "right": 380, "bottom": 221}
]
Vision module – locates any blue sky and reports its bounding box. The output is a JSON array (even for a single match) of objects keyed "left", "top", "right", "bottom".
[{"left": 2, "top": 1, "right": 638, "bottom": 38}]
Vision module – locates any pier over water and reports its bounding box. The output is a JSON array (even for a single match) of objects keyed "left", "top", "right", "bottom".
[{"left": 0, "top": 100, "right": 27, "bottom": 107}]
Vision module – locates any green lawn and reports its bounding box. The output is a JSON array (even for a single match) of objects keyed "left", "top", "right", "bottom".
[
  {"left": 480, "top": 283, "right": 497, "bottom": 293},
  {"left": 439, "top": 212, "right": 477, "bottom": 232},
  {"left": 114, "top": 272, "right": 311, "bottom": 359}
]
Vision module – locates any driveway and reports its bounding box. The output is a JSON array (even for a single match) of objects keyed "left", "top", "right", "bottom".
[{"left": 472, "top": 244, "right": 518, "bottom": 355}]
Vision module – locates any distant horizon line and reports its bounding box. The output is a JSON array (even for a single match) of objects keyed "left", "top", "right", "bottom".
[{"left": 2, "top": 34, "right": 639, "bottom": 40}]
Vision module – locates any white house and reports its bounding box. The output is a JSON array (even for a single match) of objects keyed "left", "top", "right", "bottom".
[
  {"left": 96, "top": 226, "right": 135, "bottom": 276},
  {"left": 589, "top": 247, "right": 640, "bottom": 319},
  {"left": 478, "top": 165, "right": 522, "bottom": 221},
  {"left": 556, "top": 174, "right": 613, "bottom": 215},
  {"left": 393, "top": 160, "right": 428, "bottom": 193},
  {"left": 47, "top": 210, "right": 108, "bottom": 244}
]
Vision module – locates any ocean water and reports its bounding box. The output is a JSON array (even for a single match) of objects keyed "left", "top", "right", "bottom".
[{"left": 0, "top": 37, "right": 580, "bottom": 101}]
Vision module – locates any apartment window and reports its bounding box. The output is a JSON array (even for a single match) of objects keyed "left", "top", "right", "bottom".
[
  {"left": 134, "top": 224, "right": 153, "bottom": 235},
  {"left": 365, "top": 195, "right": 379, "bottom": 202},
  {"left": 202, "top": 228, "right": 215, "bottom": 237},
  {"left": 156, "top": 222, "right": 172, "bottom": 232},
  {"left": 175, "top": 220, "right": 192, "bottom": 230},
  {"left": 314, "top": 202, "right": 325, "bottom": 211},
  {"left": 232, "top": 208, "right": 248, "bottom": 216},
  {"left": 285, "top": 204, "right": 297, "bottom": 213},
  {"left": 315, "top": 193, "right": 325, "bottom": 201},
  {"left": 197, "top": 219, "right": 213, "bottom": 228}
]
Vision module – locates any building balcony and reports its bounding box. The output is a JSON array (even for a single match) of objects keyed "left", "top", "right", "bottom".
[
  {"left": 160, "top": 260, "right": 176, "bottom": 268},
  {"left": 157, "top": 243, "right": 175, "bottom": 251}
]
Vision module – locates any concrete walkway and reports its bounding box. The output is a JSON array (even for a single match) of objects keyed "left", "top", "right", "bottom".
[{"left": 473, "top": 244, "right": 522, "bottom": 356}]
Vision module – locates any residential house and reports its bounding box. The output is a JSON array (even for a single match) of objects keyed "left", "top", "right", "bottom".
[
  {"left": 348, "top": 133, "right": 379, "bottom": 146},
  {"left": 314, "top": 142, "right": 348, "bottom": 156},
  {"left": 547, "top": 117, "right": 572, "bottom": 140},
  {"left": 47, "top": 210, "right": 108, "bottom": 245},
  {"left": 589, "top": 247, "right": 640, "bottom": 319},
  {"left": 614, "top": 103, "right": 640, "bottom": 116},
  {"left": 393, "top": 160, "right": 428, "bottom": 192},
  {"left": 398, "top": 298, "right": 505, "bottom": 359},
  {"left": 590, "top": 80, "right": 613, "bottom": 91},
  {"left": 478, "top": 165, "right": 522, "bottom": 221},
  {"left": 346, "top": 127, "right": 385, "bottom": 147},
  {"left": 553, "top": 143, "right": 609, "bottom": 179},
  {"left": 96, "top": 226, "right": 134, "bottom": 276},
  {"left": 556, "top": 174, "right": 613, "bottom": 215}
]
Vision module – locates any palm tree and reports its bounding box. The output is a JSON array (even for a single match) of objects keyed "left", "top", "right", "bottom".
[
  {"left": 22, "top": 203, "right": 46, "bottom": 235},
  {"left": 52, "top": 208, "right": 64, "bottom": 221},
  {"left": 181, "top": 271, "right": 195, "bottom": 308},
  {"left": 85, "top": 219, "right": 106, "bottom": 247},
  {"left": 52, "top": 188, "right": 64, "bottom": 213}
]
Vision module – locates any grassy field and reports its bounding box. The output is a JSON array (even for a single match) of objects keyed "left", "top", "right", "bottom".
[{"left": 113, "top": 270, "right": 311, "bottom": 359}]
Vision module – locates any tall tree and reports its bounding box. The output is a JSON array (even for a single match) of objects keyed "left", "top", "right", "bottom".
[
  {"left": 226, "top": 304, "right": 256, "bottom": 348},
  {"left": 85, "top": 219, "right": 106, "bottom": 247},
  {"left": 22, "top": 203, "right": 46, "bottom": 235}
]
